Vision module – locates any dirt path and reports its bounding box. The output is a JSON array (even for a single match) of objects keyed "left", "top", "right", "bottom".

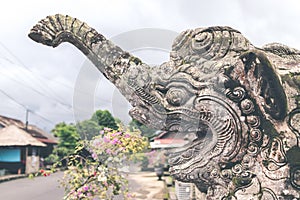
[{"left": 127, "top": 172, "right": 166, "bottom": 200}]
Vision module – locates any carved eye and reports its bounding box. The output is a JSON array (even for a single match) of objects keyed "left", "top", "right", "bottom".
[{"left": 166, "top": 88, "right": 188, "bottom": 106}]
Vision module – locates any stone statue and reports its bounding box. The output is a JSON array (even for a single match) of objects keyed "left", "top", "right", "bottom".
[{"left": 29, "top": 14, "right": 300, "bottom": 199}]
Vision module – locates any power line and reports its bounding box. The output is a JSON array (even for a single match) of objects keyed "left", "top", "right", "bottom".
[
  {"left": 0, "top": 42, "right": 116, "bottom": 108},
  {"left": 0, "top": 42, "right": 73, "bottom": 111},
  {"left": 0, "top": 67, "right": 114, "bottom": 112},
  {"left": 0, "top": 89, "right": 27, "bottom": 109},
  {"left": 0, "top": 42, "right": 110, "bottom": 105},
  {"left": 0, "top": 70, "right": 72, "bottom": 112},
  {"left": 0, "top": 42, "right": 77, "bottom": 93},
  {"left": 0, "top": 88, "right": 56, "bottom": 126},
  {"left": 0, "top": 43, "right": 119, "bottom": 128},
  {"left": 30, "top": 111, "right": 56, "bottom": 126}
]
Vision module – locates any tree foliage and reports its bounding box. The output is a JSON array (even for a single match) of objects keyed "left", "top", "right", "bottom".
[
  {"left": 129, "top": 119, "right": 156, "bottom": 138},
  {"left": 51, "top": 122, "right": 80, "bottom": 159},
  {"left": 47, "top": 110, "right": 119, "bottom": 162},
  {"left": 91, "top": 110, "right": 118, "bottom": 130},
  {"left": 76, "top": 120, "right": 102, "bottom": 140}
]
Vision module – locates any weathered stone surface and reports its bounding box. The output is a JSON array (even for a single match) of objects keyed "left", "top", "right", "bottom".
[{"left": 29, "top": 14, "right": 300, "bottom": 199}]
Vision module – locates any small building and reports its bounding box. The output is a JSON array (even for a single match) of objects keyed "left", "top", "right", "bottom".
[
  {"left": 0, "top": 115, "right": 57, "bottom": 158},
  {"left": 0, "top": 115, "right": 58, "bottom": 175},
  {"left": 0, "top": 125, "right": 46, "bottom": 174},
  {"left": 149, "top": 131, "right": 188, "bottom": 169},
  {"left": 25, "top": 125, "right": 57, "bottom": 159},
  {"left": 150, "top": 131, "right": 188, "bottom": 149}
]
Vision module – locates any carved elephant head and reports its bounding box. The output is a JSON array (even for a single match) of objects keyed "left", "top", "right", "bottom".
[{"left": 29, "top": 14, "right": 300, "bottom": 199}]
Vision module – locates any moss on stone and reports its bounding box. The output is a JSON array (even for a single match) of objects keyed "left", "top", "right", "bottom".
[
  {"left": 232, "top": 176, "right": 252, "bottom": 188},
  {"left": 286, "top": 146, "right": 300, "bottom": 167},
  {"left": 261, "top": 119, "right": 279, "bottom": 140}
]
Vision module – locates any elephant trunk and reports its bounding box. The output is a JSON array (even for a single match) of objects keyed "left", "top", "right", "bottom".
[
  {"left": 28, "top": 14, "right": 142, "bottom": 84},
  {"left": 29, "top": 14, "right": 164, "bottom": 128}
]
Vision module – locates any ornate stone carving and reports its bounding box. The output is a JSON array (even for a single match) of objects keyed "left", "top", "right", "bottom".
[{"left": 29, "top": 14, "right": 300, "bottom": 199}]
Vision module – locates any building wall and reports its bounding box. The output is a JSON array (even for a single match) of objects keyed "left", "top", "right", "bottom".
[
  {"left": 0, "top": 147, "right": 21, "bottom": 162},
  {"left": 25, "top": 155, "right": 40, "bottom": 174},
  {"left": 175, "top": 181, "right": 207, "bottom": 200},
  {"left": 40, "top": 144, "right": 54, "bottom": 158},
  {"left": 0, "top": 147, "right": 23, "bottom": 174},
  {"left": 0, "top": 147, "right": 42, "bottom": 174}
]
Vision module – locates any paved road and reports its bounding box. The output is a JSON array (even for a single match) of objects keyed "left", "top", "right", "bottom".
[
  {"left": 0, "top": 172, "right": 167, "bottom": 200},
  {"left": 0, "top": 172, "right": 64, "bottom": 200}
]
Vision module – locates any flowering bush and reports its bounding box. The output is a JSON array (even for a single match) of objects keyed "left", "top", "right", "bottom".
[
  {"left": 59, "top": 128, "right": 149, "bottom": 199},
  {"left": 146, "top": 149, "right": 167, "bottom": 168}
]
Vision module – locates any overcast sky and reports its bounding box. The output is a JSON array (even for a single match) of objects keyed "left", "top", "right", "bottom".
[{"left": 0, "top": 0, "right": 300, "bottom": 132}]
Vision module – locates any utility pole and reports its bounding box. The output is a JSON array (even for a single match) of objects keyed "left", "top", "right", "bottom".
[{"left": 25, "top": 109, "right": 29, "bottom": 130}]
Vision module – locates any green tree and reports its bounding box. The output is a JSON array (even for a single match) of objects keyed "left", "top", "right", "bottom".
[
  {"left": 129, "top": 119, "right": 156, "bottom": 138},
  {"left": 51, "top": 122, "right": 80, "bottom": 159},
  {"left": 46, "top": 110, "right": 118, "bottom": 163},
  {"left": 76, "top": 120, "right": 102, "bottom": 140},
  {"left": 91, "top": 110, "right": 118, "bottom": 130}
]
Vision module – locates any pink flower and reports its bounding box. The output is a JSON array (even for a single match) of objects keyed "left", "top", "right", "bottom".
[
  {"left": 106, "top": 149, "right": 112, "bottom": 154},
  {"left": 103, "top": 136, "right": 110, "bottom": 143},
  {"left": 92, "top": 153, "right": 97, "bottom": 159},
  {"left": 111, "top": 132, "right": 121, "bottom": 137},
  {"left": 149, "top": 150, "right": 156, "bottom": 155},
  {"left": 83, "top": 186, "right": 89, "bottom": 191},
  {"left": 124, "top": 133, "right": 131, "bottom": 138},
  {"left": 127, "top": 193, "right": 134, "bottom": 198},
  {"left": 111, "top": 138, "right": 119, "bottom": 145},
  {"left": 100, "top": 130, "right": 104, "bottom": 135},
  {"left": 93, "top": 139, "right": 101, "bottom": 146},
  {"left": 115, "top": 131, "right": 122, "bottom": 135}
]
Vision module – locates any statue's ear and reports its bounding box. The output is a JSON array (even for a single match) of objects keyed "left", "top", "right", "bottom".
[{"left": 240, "top": 51, "right": 287, "bottom": 120}]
